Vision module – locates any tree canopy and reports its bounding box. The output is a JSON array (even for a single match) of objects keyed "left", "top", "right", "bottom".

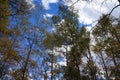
[{"left": 0, "top": 0, "right": 120, "bottom": 80}]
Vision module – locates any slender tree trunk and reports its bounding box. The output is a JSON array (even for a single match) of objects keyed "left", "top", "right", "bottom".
[
  {"left": 110, "top": 49, "right": 119, "bottom": 80},
  {"left": 44, "top": 70, "right": 47, "bottom": 80},
  {"left": 51, "top": 53, "right": 54, "bottom": 80},
  {"left": 73, "top": 54, "right": 82, "bottom": 80},
  {"left": 22, "top": 40, "right": 34, "bottom": 80},
  {"left": 87, "top": 47, "right": 97, "bottom": 80},
  {"left": 65, "top": 46, "right": 69, "bottom": 80},
  {"left": 99, "top": 52, "right": 109, "bottom": 80}
]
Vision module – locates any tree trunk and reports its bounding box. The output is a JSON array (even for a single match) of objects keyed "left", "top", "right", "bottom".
[
  {"left": 22, "top": 41, "right": 33, "bottom": 80},
  {"left": 99, "top": 52, "right": 109, "bottom": 80},
  {"left": 87, "top": 47, "right": 97, "bottom": 80}
]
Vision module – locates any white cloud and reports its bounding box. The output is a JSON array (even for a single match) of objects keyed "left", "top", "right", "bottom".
[
  {"left": 41, "top": 0, "right": 58, "bottom": 10},
  {"left": 58, "top": 61, "right": 66, "bottom": 66},
  {"left": 26, "top": 0, "right": 35, "bottom": 9},
  {"left": 65, "top": 0, "right": 120, "bottom": 24},
  {"left": 41, "top": 0, "right": 120, "bottom": 26},
  {"left": 46, "top": 45, "right": 71, "bottom": 57},
  {"left": 43, "top": 13, "right": 53, "bottom": 19}
]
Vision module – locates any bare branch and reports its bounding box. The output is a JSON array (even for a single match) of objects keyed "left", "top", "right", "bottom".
[{"left": 108, "top": 4, "right": 120, "bottom": 15}]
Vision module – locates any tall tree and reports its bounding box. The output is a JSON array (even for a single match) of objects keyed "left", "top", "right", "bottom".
[
  {"left": 92, "top": 14, "right": 120, "bottom": 80},
  {"left": 43, "top": 4, "right": 93, "bottom": 80}
]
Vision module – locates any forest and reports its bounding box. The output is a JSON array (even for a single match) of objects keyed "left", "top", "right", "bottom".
[{"left": 0, "top": 0, "right": 120, "bottom": 80}]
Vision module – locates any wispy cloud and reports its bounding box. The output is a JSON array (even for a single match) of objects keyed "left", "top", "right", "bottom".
[
  {"left": 66, "top": 0, "right": 120, "bottom": 24},
  {"left": 41, "top": 0, "right": 120, "bottom": 25},
  {"left": 41, "top": 0, "right": 58, "bottom": 10}
]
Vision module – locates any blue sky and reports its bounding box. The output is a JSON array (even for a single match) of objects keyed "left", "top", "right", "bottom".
[
  {"left": 21, "top": 0, "right": 120, "bottom": 79},
  {"left": 26, "top": 0, "right": 120, "bottom": 31},
  {"left": 25, "top": 0, "right": 120, "bottom": 68}
]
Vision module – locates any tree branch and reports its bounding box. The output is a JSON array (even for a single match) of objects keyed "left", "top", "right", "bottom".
[
  {"left": 108, "top": 4, "right": 120, "bottom": 15},
  {"left": 91, "top": 3, "right": 120, "bottom": 31}
]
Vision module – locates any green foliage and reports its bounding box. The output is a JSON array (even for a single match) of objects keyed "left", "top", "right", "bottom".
[
  {"left": 12, "top": 68, "right": 29, "bottom": 80},
  {"left": 0, "top": 1, "right": 34, "bottom": 80},
  {"left": 43, "top": 4, "right": 91, "bottom": 79},
  {"left": 0, "top": 0, "right": 10, "bottom": 34},
  {"left": 0, "top": 1, "right": 120, "bottom": 80},
  {"left": 92, "top": 14, "right": 120, "bottom": 79}
]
